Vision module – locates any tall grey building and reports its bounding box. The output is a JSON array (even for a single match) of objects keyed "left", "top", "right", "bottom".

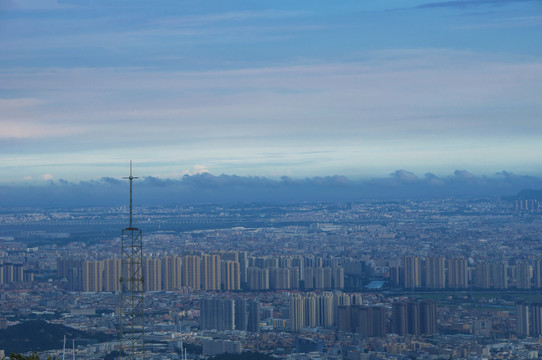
[
  {"left": 235, "top": 298, "right": 247, "bottom": 331},
  {"left": 200, "top": 297, "right": 235, "bottom": 331},
  {"left": 247, "top": 300, "right": 260, "bottom": 333}
]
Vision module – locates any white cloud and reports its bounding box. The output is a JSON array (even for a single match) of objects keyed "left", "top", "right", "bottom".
[
  {"left": 1, "top": 49, "right": 541, "bottom": 142},
  {"left": 0, "top": 120, "right": 83, "bottom": 139},
  {"left": 181, "top": 165, "right": 210, "bottom": 176},
  {"left": 41, "top": 173, "right": 54, "bottom": 181}
]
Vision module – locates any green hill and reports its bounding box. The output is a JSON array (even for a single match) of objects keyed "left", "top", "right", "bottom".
[{"left": 0, "top": 320, "right": 109, "bottom": 354}]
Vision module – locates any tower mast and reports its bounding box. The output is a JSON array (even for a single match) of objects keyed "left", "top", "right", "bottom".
[{"left": 119, "top": 161, "right": 145, "bottom": 359}]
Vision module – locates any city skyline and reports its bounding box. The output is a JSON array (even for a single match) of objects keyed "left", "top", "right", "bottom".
[
  {"left": 1, "top": 0, "right": 541, "bottom": 183},
  {"left": 2, "top": 198, "right": 542, "bottom": 358}
]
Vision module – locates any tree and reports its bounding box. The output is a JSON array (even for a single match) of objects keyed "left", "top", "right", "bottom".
[{"left": 8, "top": 353, "right": 52, "bottom": 360}]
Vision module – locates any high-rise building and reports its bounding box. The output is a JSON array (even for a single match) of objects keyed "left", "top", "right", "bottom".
[
  {"left": 392, "top": 302, "right": 408, "bottom": 336},
  {"left": 420, "top": 300, "right": 437, "bottom": 335},
  {"left": 1, "top": 263, "right": 13, "bottom": 284},
  {"left": 23, "top": 271, "right": 33, "bottom": 282},
  {"left": 247, "top": 267, "right": 269, "bottom": 290},
  {"left": 278, "top": 256, "right": 291, "bottom": 268},
  {"left": 182, "top": 255, "right": 201, "bottom": 291},
  {"left": 369, "top": 306, "right": 387, "bottom": 337},
  {"left": 83, "top": 260, "right": 103, "bottom": 292},
  {"left": 338, "top": 305, "right": 386, "bottom": 337},
  {"left": 534, "top": 259, "right": 542, "bottom": 288},
  {"left": 57, "top": 258, "right": 83, "bottom": 290},
  {"left": 516, "top": 261, "right": 531, "bottom": 289},
  {"left": 290, "top": 294, "right": 304, "bottom": 331},
  {"left": 234, "top": 298, "right": 247, "bottom": 331},
  {"left": 162, "top": 255, "right": 181, "bottom": 291},
  {"left": 516, "top": 302, "right": 530, "bottom": 337},
  {"left": 270, "top": 268, "right": 290, "bottom": 290},
  {"left": 530, "top": 303, "right": 542, "bottom": 337},
  {"left": 200, "top": 297, "right": 235, "bottom": 331},
  {"left": 104, "top": 258, "right": 121, "bottom": 292},
  {"left": 238, "top": 251, "right": 248, "bottom": 285},
  {"left": 289, "top": 267, "right": 300, "bottom": 290},
  {"left": 303, "top": 267, "right": 314, "bottom": 290},
  {"left": 392, "top": 300, "right": 437, "bottom": 336},
  {"left": 333, "top": 292, "right": 352, "bottom": 326},
  {"left": 15, "top": 264, "right": 23, "bottom": 282},
  {"left": 332, "top": 266, "right": 344, "bottom": 289},
  {"left": 247, "top": 300, "right": 260, "bottom": 333},
  {"left": 475, "top": 262, "right": 491, "bottom": 289},
  {"left": 304, "top": 294, "right": 318, "bottom": 328},
  {"left": 57, "top": 258, "right": 82, "bottom": 279},
  {"left": 201, "top": 254, "right": 221, "bottom": 291},
  {"left": 447, "top": 258, "right": 468, "bottom": 289},
  {"left": 69, "top": 266, "right": 83, "bottom": 291},
  {"left": 221, "top": 260, "right": 241, "bottom": 291},
  {"left": 403, "top": 256, "right": 421, "bottom": 288},
  {"left": 292, "top": 256, "right": 304, "bottom": 282},
  {"left": 337, "top": 305, "right": 351, "bottom": 332},
  {"left": 389, "top": 266, "right": 402, "bottom": 287},
  {"left": 314, "top": 267, "right": 325, "bottom": 289},
  {"left": 318, "top": 292, "right": 334, "bottom": 327},
  {"left": 144, "top": 257, "right": 162, "bottom": 291},
  {"left": 406, "top": 301, "right": 421, "bottom": 336},
  {"left": 491, "top": 261, "right": 507, "bottom": 289},
  {"left": 353, "top": 306, "right": 387, "bottom": 337},
  {"left": 425, "top": 256, "right": 446, "bottom": 289},
  {"left": 0, "top": 264, "right": 6, "bottom": 285}
]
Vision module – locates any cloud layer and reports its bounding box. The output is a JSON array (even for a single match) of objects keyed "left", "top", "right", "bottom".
[{"left": 1, "top": 170, "right": 540, "bottom": 208}]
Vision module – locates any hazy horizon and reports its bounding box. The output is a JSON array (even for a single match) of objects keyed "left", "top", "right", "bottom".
[{"left": 1, "top": 169, "right": 541, "bottom": 208}]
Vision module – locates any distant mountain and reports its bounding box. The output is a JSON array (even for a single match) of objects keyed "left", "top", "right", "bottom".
[
  {"left": 0, "top": 320, "right": 109, "bottom": 354},
  {"left": 503, "top": 189, "right": 542, "bottom": 201}
]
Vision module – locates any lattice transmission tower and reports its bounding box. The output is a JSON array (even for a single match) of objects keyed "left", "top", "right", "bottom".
[{"left": 119, "top": 161, "right": 145, "bottom": 359}]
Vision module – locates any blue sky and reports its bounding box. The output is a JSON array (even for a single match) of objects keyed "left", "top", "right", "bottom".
[{"left": 1, "top": 0, "right": 541, "bottom": 184}]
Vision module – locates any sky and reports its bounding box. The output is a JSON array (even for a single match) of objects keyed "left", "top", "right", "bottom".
[{"left": 1, "top": 0, "right": 542, "bottom": 185}]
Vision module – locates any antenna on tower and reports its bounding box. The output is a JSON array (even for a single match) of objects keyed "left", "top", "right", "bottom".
[{"left": 123, "top": 160, "right": 139, "bottom": 229}]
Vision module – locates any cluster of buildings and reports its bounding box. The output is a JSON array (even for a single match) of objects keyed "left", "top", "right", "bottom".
[
  {"left": 513, "top": 199, "right": 540, "bottom": 211},
  {"left": 392, "top": 255, "right": 542, "bottom": 290},
  {"left": 56, "top": 253, "right": 345, "bottom": 293},
  {"left": 2, "top": 199, "right": 542, "bottom": 359},
  {"left": 515, "top": 302, "right": 542, "bottom": 338},
  {"left": 56, "top": 252, "right": 542, "bottom": 294},
  {"left": 200, "top": 297, "right": 260, "bottom": 333},
  {"left": 288, "top": 292, "right": 436, "bottom": 338},
  {"left": 0, "top": 262, "right": 33, "bottom": 284}
]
